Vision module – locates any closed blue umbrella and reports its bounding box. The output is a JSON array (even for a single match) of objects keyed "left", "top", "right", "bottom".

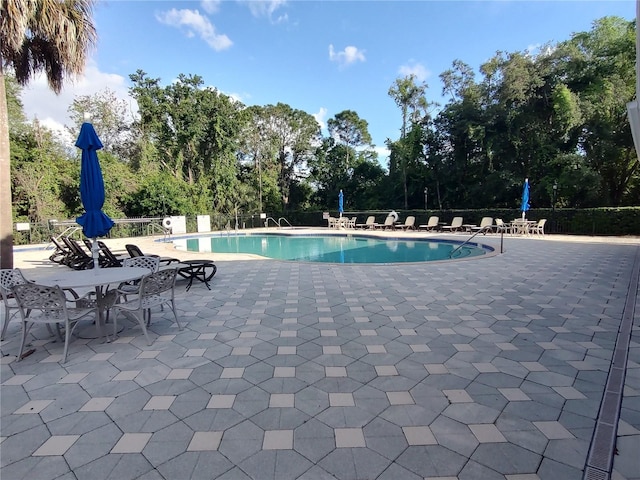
[
  {"left": 338, "top": 190, "right": 344, "bottom": 218},
  {"left": 521, "top": 178, "right": 530, "bottom": 220},
  {"left": 75, "top": 122, "right": 114, "bottom": 268}
]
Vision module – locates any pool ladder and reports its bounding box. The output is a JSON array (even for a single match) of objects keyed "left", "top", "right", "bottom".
[
  {"left": 448, "top": 226, "right": 504, "bottom": 258},
  {"left": 264, "top": 217, "right": 292, "bottom": 228}
]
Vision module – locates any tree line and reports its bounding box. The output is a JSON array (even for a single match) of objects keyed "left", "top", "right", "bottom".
[{"left": 8, "top": 15, "right": 639, "bottom": 235}]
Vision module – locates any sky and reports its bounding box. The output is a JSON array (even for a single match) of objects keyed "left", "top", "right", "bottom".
[{"left": 19, "top": 0, "right": 637, "bottom": 166}]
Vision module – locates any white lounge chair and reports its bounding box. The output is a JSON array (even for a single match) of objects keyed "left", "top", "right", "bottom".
[
  {"left": 395, "top": 216, "right": 416, "bottom": 230},
  {"left": 442, "top": 217, "right": 464, "bottom": 232},
  {"left": 471, "top": 217, "right": 494, "bottom": 234},
  {"left": 418, "top": 216, "right": 439, "bottom": 231}
]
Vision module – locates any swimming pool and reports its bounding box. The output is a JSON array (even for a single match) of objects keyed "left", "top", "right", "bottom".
[{"left": 172, "top": 233, "right": 493, "bottom": 264}]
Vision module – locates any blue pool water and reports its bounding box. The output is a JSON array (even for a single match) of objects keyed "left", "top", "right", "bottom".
[{"left": 173, "top": 234, "right": 492, "bottom": 264}]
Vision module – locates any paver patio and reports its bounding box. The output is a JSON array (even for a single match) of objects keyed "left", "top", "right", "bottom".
[{"left": 1, "top": 232, "right": 638, "bottom": 480}]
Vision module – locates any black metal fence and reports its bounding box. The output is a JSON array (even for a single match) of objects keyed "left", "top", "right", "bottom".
[{"left": 12, "top": 207, "right": 640, "bottom": 246}]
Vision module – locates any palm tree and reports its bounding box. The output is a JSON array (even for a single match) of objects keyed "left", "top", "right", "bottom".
[{"left": 0, "top": 0, "right": 97, "bottom": 268}]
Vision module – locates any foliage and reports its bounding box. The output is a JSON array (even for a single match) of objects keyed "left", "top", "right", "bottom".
[{"left": 6, "top": 15, "right": 640, "bottom": 239}]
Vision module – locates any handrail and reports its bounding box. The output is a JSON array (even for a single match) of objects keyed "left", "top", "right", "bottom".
[
  {"left": 146, "top": 222, "right": 170, "bottom": 241},
  {"left": 448, "top": 225, "right": 499, "bottom": 258},
  {"left": 278, "top": 217, "right": 292, "bottom": 228},
  {"left": 264, "top": 217, "right": 279, "bottom": 228}
]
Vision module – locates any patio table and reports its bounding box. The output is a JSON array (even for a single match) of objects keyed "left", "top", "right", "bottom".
[
  {"left": 510, "top": 219, "right": 537, "bottom": 235},
  {"left": 25, "top": 267, "right": 150, "bottom": 341}
]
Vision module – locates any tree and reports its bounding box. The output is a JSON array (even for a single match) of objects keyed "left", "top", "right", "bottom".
[
  {"left": 327, "top": 110, "right": 372, "bottom": 172},
  {"left": 0, "top": 0, "right": 97, "bottom": 268}
]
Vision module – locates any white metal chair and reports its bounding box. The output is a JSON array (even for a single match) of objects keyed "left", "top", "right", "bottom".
[
  {"left": 118, "top": 256, "right": 160, "bottom": 297},
  {"left": 12, "top": 283, "right": 96, "bottom": 363},
  {"left": 111, "top": 268, "right": 182, "bottom": 345},
  {"left": 1, "top": 268, "right": 29, "bottom": 340}
]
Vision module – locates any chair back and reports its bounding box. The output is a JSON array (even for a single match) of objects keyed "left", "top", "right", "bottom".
[
  {"left": 140, "top": 268, "right": 177, "bottom": 297},
  {"left": 125, "top": 244, "right": 145, "bottom": 258},
  {"left": 12, "top": 283, "right": 67, "bottom": 313},
  {"left": 383, "top": 216, "right": 395, "bottom": 227},
  {"left": 123, "top": 255, "right": 160, "bottom": 272},
  {"left": 451, "top": 217, "right": 463, "bottom": 228},
  {"left": 479, "top": 217, "right": 493, "bottom": 228},
  {"left": 365, "top": 216, "right": 375, "bottom": 226},
  {"left": 427, "top": 216, "right": 439, "bottom": 227},
  {"left": 0, "top": 269, "right": 28, "bottom": 299},
  {"left": 404, "top": 216, "right": 415, "bottom": 228}
]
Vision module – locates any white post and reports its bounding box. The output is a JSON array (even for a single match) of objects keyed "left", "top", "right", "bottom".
[{"left": 91, "top": 238, "right": 100, "bottom": 269}]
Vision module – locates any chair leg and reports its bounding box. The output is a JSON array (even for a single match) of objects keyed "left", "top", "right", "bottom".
[
  {"left": 17, "top": 320, "right": 29, "bottom": 361},
  {"left": 136, "top": 311, "right": 152, "bottom": 346},
  {"left": 62, "top": 321, "right": 72, "bottom": 364},
  {"left": 170, "top": 299, "right": 182, "bottom": 330},
  {"left": 1, "top": 304, "right": 12, "bottom": 341}
]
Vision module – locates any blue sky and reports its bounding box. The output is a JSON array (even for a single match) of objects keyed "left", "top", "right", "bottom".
[{"left": 20, "top": 0, "right": 636, "bottom": 164}]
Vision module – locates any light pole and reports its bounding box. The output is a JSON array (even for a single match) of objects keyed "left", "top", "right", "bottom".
[
  {"left": 424, "top": 187, "right": 428, "bottom": 211},
  {"left": 552, "top": 181, "right": 558, "bottom": 233}
]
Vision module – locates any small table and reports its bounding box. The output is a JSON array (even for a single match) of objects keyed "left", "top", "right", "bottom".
[
  {"left": 176, "top": 260, "right": 217, "bottom": 291},
  {"left": 26, "top": 267, "right": 151, "bottom": 341}
]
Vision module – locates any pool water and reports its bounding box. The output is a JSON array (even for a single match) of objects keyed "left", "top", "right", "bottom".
[{"left": 173, "top": 234, "right": 491, "bottom": 264}]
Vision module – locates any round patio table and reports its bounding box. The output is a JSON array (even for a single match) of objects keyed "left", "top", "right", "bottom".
[{"left": 26, "top": 267, "right": 151, "bottom": 341}]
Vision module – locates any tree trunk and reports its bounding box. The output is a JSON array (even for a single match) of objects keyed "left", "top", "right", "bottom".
[{"left": 0, "top": 69, "right": 14, "bottom": 269}]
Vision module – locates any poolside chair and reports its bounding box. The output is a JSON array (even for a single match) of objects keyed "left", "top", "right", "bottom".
[
  {"left": 1, "top": 268, "right": 30, "bottom": 341},
  {"left": 48, "top": 236, "right": 73, "bottom": 265},
  {"left": 418, "top": 216, "right": 439, "bottom": 231},
  {"left": 470, "top": 217, "right": 493, "bottom": 234},
  {"left": 347, "top": 216, "right": 357, "bottom": 228},
  {"left": 83, "top": 239, "right": 123, "bottom": 268},
  {"left": 375, "top": 216, "right": 396, "bottom": 230},
  {"left": 442, "top": 217, "right": 464, "bottom": 232},
  {"left": 111, "top": 268, "right": 182, "bottom": 345},
  {"left": 60, "top": 236, "right": 94, "bottom": 270},
  {"left": 12, "top": 283, "right": 96, "bottom": 363},
  {"left": 356, "top": 216, "right": 376, "bottom": 229},
  {"left": 395, "top": 216, "right": 416, "bottom": 230},
  {"left": 125, "top": 244, "right": 180, "bottom": 266},
  {"left": 532, "top": 218, "right": 547, "bottom": 235},
  {"left": 495, "top": 219, "right": 510, "bottom": 234}
]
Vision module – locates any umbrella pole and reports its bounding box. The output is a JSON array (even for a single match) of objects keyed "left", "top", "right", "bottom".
[{"left": 91, "top": 238, "right": 100, "bottom": 269}]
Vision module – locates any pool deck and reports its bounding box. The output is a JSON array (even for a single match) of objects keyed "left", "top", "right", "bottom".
[{"left": 1, "top": 229, "right": 639, "bottom": 480}]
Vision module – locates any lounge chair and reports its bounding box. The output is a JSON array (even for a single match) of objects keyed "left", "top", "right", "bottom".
[
  {"left": 395, "top": 216, "right": 415, "bottom": 230},
  {"left": 418, "top": 216, "right": 439, "bottom": 231},
  {"left": 441, "top": 217, "right": 464, "bottom": 232},
  {"left": 60, "top": 236, "right": 95, "bottom": 270},
  {"left": 375, "top": 216, "right": 396, "bottom": 230},
  {"left": 82, "top": 239, "right": 123, "bottom": 267},
  {"left": 470, "top": 217, "right": 493, "bottom": 234},
  {"left": 356, "top": 216, "right": 376, "bottom": 229},
  {"left": 125, "top": 244, "right": 180, "bottom": 266}
]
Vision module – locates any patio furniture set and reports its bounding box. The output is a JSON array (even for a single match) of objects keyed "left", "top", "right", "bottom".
[{"left": 1, "top": 239, "right": 217, "bottom": 363}]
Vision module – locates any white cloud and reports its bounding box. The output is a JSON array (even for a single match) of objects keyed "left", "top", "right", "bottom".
[
  {"left": 328, "top": 44, "right": 366, "bottom": 68},
  {"left": 20, "top": 61, "right": 135, "bottom": 143},
  {"left": 312, "top": 107, "right": 327, "bottom": 131},
  {"left": 398, "top": 61, "right": 430, "bottom": 82},
  {"left": 201, "top": 0, "right": 222, "bottom": 14},
  {"left": 156, "top": 8, "right": 232, "bottom": 51},
  {"left": 243, "top": 0, "right": 288, "bottom": 23}
]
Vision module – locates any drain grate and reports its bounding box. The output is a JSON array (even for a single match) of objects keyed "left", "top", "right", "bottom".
[{"left": 582, "top": 246, "right": 639, "bottom": 480}]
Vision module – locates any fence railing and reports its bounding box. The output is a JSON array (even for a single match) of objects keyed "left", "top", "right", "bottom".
[{"left": 11, "top": 207, "right": 640, "bottom": 246}]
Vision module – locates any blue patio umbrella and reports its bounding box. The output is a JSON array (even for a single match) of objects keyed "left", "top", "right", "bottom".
[
  {"left": 521, "top": 178, "right": 530, "bottom": 220},
  {"left": 338, "top": 190, "right": 344, "bottom": 218},
  {"left": 75, "top": 122, "right": 115, "bottom": 268}
]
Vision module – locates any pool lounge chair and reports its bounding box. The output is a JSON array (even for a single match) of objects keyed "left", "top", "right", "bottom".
[
  {"left": 442, "top": 217, "right": 464, "bottom": 232},
  {"left": 395, "top": 216, "right": 415, "bottom": 230},
  {"left": 125, "top": 244, "right": 180, "bottom": 266},
  {"left": 356, "top": 216, "right": 376, "bottom": 229},
  {"left": 470, "top": 217, "right": 494, "bottom": 234},
  {"left": 375, "top": 216, "right": 396, "bottom": 230},
  {"left": 418, "top": 216, "right": 439, "bottom": 231}
]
